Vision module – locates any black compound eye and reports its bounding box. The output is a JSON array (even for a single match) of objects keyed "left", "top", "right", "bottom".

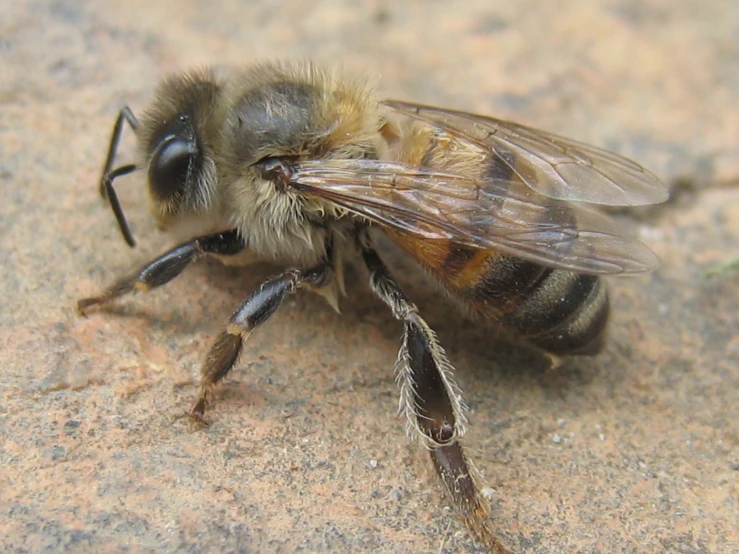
[{"left": 148, "top": 136, "right": 199, "bottom": 201}]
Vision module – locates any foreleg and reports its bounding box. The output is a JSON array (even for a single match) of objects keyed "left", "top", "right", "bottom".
[{"left": 78, "top": 229, "right": 245, "bottom": 313}]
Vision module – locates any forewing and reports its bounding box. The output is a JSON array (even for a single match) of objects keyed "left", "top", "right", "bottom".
[
  {"left": 291, "top": 159, "right": 658, "bottom": 275},
  {"left": 382, "top": 100, "right": 669, "bottom": 206}
]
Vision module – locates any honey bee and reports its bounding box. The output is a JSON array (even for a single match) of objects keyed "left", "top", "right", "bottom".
[{"left": 78, "top": 61, "right": 668, "bottom": 552}]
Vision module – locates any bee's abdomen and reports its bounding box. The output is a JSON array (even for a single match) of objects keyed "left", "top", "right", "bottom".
[
  {"left": 461, "top": 248, "right": 609, "bottom": 356},
  {"left": 390, "top": 237, "right": 609, "bottom": 357},
  {"left": 494, "top": 262, "right": 609, "bottom": 356},
  {"left": 388, "top": 122, "right": 610, "bottom": 356}
]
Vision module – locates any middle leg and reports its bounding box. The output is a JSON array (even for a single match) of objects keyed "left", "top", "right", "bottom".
[{"left": 191, "top": 263, "right": 332, "bottom": 421}]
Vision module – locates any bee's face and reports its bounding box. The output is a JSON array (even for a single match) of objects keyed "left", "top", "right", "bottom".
[{"left": 137, "top": 71, "right": 223, "bottom": 228}]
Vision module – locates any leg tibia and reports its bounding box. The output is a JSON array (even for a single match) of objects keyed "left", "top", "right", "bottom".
[{"left": 191, "top": 264, "right": 331, "bottom": 421}]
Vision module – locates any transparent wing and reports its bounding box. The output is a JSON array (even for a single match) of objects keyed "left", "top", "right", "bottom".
[
  {"left": 382, "top": 100, "right": 669, "bottom": 206},
  {"left": 291, "top": 159, "right": 659, "bottom": 275}
]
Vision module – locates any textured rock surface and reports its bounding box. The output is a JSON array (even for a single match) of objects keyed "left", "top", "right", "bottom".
[{"left": 1, "top": 1, "right": 737, "bottom": 552}]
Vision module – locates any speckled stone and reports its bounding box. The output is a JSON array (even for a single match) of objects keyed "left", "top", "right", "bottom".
[{"left": 1, "top": 2, "right": 737, "bottom": 553}]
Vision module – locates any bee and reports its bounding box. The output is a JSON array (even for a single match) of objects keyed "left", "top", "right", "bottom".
[{"left": 78, "top": 61, "right": 668, "bottom": 552}]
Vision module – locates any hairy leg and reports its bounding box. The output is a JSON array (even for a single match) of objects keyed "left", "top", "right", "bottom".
[{"left": 362, "top": 245, "right": 508, "bottom": 553}]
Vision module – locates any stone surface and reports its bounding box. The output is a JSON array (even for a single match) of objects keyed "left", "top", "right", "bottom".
[{"left": 1, "top": 1, "right": 737, "bottom": 553}]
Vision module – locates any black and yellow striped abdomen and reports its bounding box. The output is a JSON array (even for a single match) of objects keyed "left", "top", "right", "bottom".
[
  {"left": 386, "top": 121, "right": 612, "bottom": 356},
  {"left": 387, "top": 234, "right": 610, "bottom": 356}
]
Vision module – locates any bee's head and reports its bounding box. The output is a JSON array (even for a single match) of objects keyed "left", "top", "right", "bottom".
[
  {"left": 139, "top": 70, "right": 223, "bottom": 228},
  {"left": 100, "top": 70, "right": 224, "bottom": 247}
]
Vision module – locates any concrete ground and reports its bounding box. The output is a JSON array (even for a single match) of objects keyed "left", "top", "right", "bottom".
[{"left": 1, "top": 1, "right": 737, "bottom": 552}]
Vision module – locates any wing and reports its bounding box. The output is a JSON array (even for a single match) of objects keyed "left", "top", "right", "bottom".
[
  {"left": 290, "top": 159, "right": 659, "bottom": 275},
  {"left": 382, "top": 100, "right": 669, "bottom": 206}
]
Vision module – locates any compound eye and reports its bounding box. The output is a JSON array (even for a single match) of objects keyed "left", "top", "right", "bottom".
[{"left": 148, "top": 136, "right": 199, "bottom": 202}]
